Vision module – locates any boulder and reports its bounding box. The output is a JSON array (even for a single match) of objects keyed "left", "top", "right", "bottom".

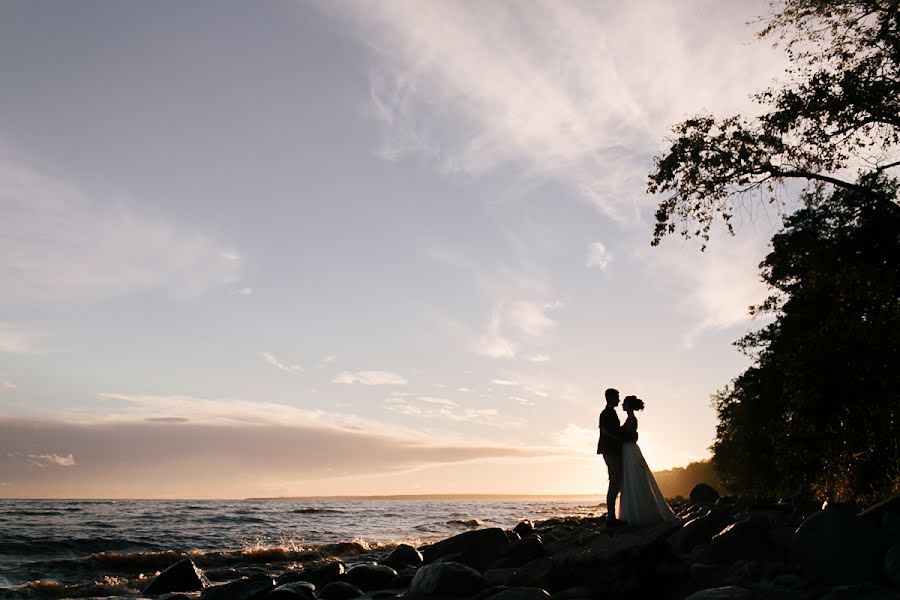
[
  {"left": 382, "top": 544, "right": 423, "bottom": 568},
  {"left": 819, "top": 583, "right": 900, "bottom": 600},
  {"left": 508, "top": 557, "right": 553, "bottom": 590},
  {"left": 794, "top": 508, "right": 883, "bottom": 584},
  {"left": 690, "top": 484, "right": 721, "bottom": 505},
  {"left": 858, "top": 493, "right": 900, "bottom": 537},
  {"left": 344, "top": 564, "right": 397, "bottom": 592},
  {"left": 144, "top": 558, "right": 211, "bottom": 595},
  {"left": 548, "top": 585, "right": 592, "bottom": 600},
  {"left": 513, "top": 521, "right": 536, "bottom": 538},
  {"left": 407, "top": 561, "right": 488, "bottom": 598},
  {"left": 484, "top": 587, "right": 551, "bottom": 600},
  {"left": 200, "top": 574, "right": 275, "bottom": 600},
  {"left": 682, "top": 586, "right": 754, "bottom": 600},
  {"left": 420, "top": 528, "right": 511, "bottom": 569},
  {"left": 317, "top": 581, "right": 363, "bottom": 600},
  {"left": 277, "top": 562, "right": 345, "bottom": 588},
  {"left": 505, "top": 536, "right": 545, "bottom": 566},
  {"left": 886, "top": 543, "right": 900, "bottom": 587},
  {"left": 484, "top": 568, "right": 516, "bottom": 587},
  {"left": 706, "top": 515, "right": 771, "bottom": 563},
  {"left": 669, "top": 509, "right": 734, "bottom": 555},
  {"left": 268, "top": 581, "right": 317, "bottom": 600}
]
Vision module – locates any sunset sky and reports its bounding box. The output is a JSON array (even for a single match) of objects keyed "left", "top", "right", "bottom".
[{"left": 0, "top": 0, "right": 788, "bottom": 498}]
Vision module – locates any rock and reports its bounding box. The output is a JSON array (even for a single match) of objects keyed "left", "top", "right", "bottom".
[
  {"left": 793, "top": 508, "right": 883, "bottom": 584},
  {"left": 504, "top": 536, "right": 545, "bottom": 566},
  {"left": 508, "top": 557, "right": 553, "bottom": 589},
  {"left": 513, "top": 521, "right": 536, "bottom": 538},
  {"left": 484, "top": 587, "right": 551, "bottom": 600},
  {"left": 886, "top": 543, "right": 900, "bottom": 587},
  {"left": 382, "top": 544, "right": 423, "bottom": 568},
  {"left": 268, "top": 581, "right": 317, "bottom": 600},
  {"left": 343, "top": 564, "right": 397, "bottom": 592},
  {"left": 144, "top": 558, "right": 211, "bottom": 595},
  {"left": 706, "top": 515, "right": 771, "bottom": 562},
  {"left": 420, "top": 528, "right": 511, "bottom": 569},
  {"left": 859, "top": 493, "right": 900, "bottom": 537},
  {"left": 200, "top": 574, "right": 275, "bottom": 600},
  {"left": 548, "top": 585, "right": 592, "bottom": 600},
  {"left": 690, "top": 484, "right": 721, "bottom": 505},
  {"left": 682, "top": 586, "right": 754, "bottom": 600},
  {"left": 157, "top": 594, "right": 194, "bottom": 600},
  {"left": 819, "top": 583, "right": 900, "bottom": 599},
  {"left": 689, "top": 562, "right": 731, "bottom": 588},
  {"left": 670, "top": 509, "right": 734, "bottom": 554},
  {"left": 277, "top": 562, "right": 345, "bottom": 588},
  {"left": 407, "top": 561, "right": 488, "bottom": 598},
  {"left": 484, "top": 568, "right": 516, "bottom": 587},
  {"left": 318, "top": 581, "right": 363, "bottom": 600}
]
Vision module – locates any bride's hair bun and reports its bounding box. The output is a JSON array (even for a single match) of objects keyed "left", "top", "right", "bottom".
[{"left": 623, "top": 396, "right": 645, "bottom": 411}]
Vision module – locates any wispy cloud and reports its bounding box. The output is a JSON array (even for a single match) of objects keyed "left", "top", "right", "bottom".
[
  {"left": 0, "top": 159, "right": 240, "bottom": 302},
  {"left": 528, "top": 354, "right": 551, "bottom": 363},
  {"left": 476, "top": 309, "right": 517, "bottom": 359},
  {"left": 333, "top": 370, "right": 408, "bottom": 385},
  {"left": 0, "top": 374, "right": 15, "bottom": 390},
  {"left": 507, "top": 301, "right": 556, "bottom": 337},
  {"left": 383, "top": 396, "right": 520, "bottom": 428},
  {"left": 338, "top": 0, "right": 784, "bottom": 219},
  {"left": 0, "top": 323, "right": 40, "bottom": 354},
  {"left": 260, "top": 351, "right": 304, "bottom": 373},
  {"left": 25, "top": 453, "right": 77, "bottom": 468},
  {"left": 587, "top": 242, "right": 611, "bottom": 271},
  {"left": 234, "top": 287, "right": 254, "bottom": 296}
]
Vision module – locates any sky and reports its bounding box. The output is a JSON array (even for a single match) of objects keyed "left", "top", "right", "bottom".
[{"left": 0, "top": 0, "right": 791, "bottom": 499}]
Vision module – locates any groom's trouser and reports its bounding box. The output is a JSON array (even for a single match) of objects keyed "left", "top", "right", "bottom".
[{"left": 603, "top": 453, "right": 623, "bottom": 519}]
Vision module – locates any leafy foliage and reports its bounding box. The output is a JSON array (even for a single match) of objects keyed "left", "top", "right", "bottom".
[
  {"left": 712, "top": 176, "right": 900, "bottom": 504},
  {"left": 648, "top": 0, "right": 900, "bottom": 248}
]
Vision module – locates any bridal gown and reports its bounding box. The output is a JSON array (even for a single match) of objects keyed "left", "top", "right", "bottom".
[{"left": 616, "top": 414, "right": 680, "bottom": 527}]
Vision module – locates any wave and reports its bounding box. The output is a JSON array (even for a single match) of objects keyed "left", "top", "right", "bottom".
[
  {"left": 446, "top": 519, "right": 482, "bottom": 528},
  {"left": 0, "top": 511, "right": 64, "bottom": 517},
  {"left": 1, "top": 576, "right": 141, "bottom": 599},
  {"left": 0, "top": 536, "right": 160, "bottom": 558},
  {"left": 290, "top": 508, "right": 345, "bottom": 514}
]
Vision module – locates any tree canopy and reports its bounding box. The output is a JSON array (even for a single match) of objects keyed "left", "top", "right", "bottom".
[
  {"left": 712, "top": 176, "right": 900, "bottom": 504},
  {"left": 648, "top": 0, "right": 900, "bottom": 248}
]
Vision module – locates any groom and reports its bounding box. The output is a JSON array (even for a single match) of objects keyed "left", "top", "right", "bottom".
[{"left": 598, "top": 387, "right": 624, "bottom": 526}]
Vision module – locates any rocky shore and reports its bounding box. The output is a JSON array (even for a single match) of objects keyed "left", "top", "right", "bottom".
[{"left": 139, "top": 486, "right": 900, "bottom": 600}]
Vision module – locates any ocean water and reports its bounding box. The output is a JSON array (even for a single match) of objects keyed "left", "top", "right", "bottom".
[{"left": 0, "top": 497, "right": 603, "bottom": 599}]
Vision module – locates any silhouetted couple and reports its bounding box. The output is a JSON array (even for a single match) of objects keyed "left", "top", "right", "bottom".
[{"left": 597, "top": 388, "right": 679, "bottom": 527}]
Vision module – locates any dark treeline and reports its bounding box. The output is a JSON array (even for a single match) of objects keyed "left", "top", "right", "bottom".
[
  {"left": 653, "top": 460, "right": 722, "bottom": 500},
  {"left": 649, "top": 0, "right": 900, "bottom": 504}
]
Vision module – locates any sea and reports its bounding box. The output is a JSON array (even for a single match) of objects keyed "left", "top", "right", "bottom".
[{"left": 0, "top": 497, "right": 604, "bottom": 599}]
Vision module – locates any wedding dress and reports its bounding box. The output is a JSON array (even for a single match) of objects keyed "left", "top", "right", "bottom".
[{"left": 616, "top": 414, "right": 680, "bottom": 527}]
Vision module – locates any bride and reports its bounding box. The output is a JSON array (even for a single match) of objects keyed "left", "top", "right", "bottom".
[{"left": 617, "top": 395, "right": 680, "bottom": 527}]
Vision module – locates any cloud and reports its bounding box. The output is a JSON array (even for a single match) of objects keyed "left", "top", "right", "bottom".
[
  {"left": 333, "top": 370, "right": 408, "bottom": 385},
  {"left": 261, "top": 351, "right": 304, "bottom": 373},
  {"left": 337, "top": 0, "right": 784, "bottom": 219},
  {"left": 0, "top": 323, "right": 40, "bottom": 354},
  {"left": 528, "top": 354, "right": 551, "bottom": 363},
  {"left": 476, "top": 310, "right": 517, "bottom": 359},
  {"left": 507, "top": 301, "right": 556, "bottom": 337},
  {"left": 383, "top": 397, "right": 516, "bottom": 427},
  {"left": 235, "top": 287, "right": 254, "bottom": 296},
  {"left": 0, "top": 374, "right": 16, "bottom": 390},
  {"left": 587, "top": 242, "right": 611, "bottom": 270},
  {"left": 419, "top": 397, "right": 458, "bottom": 407},
  {"left": 0, "top": 407, "right": 556, "bottom": 497},
  {"left": 25, "top": 453, "right": 77, "bottom": 467},
  {"left": 491, "top": 379, "right": 518, "bottom": 386},
  {"left": 0, "top": 159, "right": 240, "bottom": 303}
]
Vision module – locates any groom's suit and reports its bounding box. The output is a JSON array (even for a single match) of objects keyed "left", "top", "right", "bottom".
[{"left": 598, "top": 405, "right": 624, "bottom": 519}]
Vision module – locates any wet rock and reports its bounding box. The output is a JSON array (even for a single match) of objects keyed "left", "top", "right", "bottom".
[
  {"left": 886, "top": 543, "right": 900, "bottom": 587},
  {"left": 157, "top": 594, "right": 195, "bottom": 600},
  {"left": 317, "top": 581, "right": 363, "bottom": 600},
  {"left": 689, "top": 562, "right": 731, "bottom": 588},
  {"left": 794, "top": 508, "right": 883, "bottom": 584},
  {"left": 382, "top": 544, "right": 423, "bottom": 569},
  {"left": 407, "top": 561, "right": 488, "bottom": 598},
  {"left": 690, "top": 484, "right": 721, "bottom": 505},
  {"left": 484, "top": 587, "right": 551, "bottom": 600},
  {"left": 201, "top": 573, "right": 275, "bottom": 600},
  {"left": 514, "top": 521, "right": 536, "bottom": 538},
  {"left": 670, "top": 509, "right": 734, "bottom": 555},
  {"left": 145, "top": 558, "right": 211, "bottom": 595},
  {"left": 420, "top": 528, "right": 511, "bottom": 569},
  {"left": 819, "top": 583, "right": 900, "bottom": 599},
  {"left": 706, "top": 515, "right": 771, "bottom": 562},
  {"left": 277, "top": 562, "right": 345, "bottom": 588},
  {"left": 344, "top": 564, "right": 397, "bottom": 592},
  {"left": 682, "top": 586, "right": 754, "bottom": 600},
  {"left": 267, "top": 581, "right": 316, "bottom": 600},
  {"left": 484, "top": 568, "right": 516, "bottom": 587}
]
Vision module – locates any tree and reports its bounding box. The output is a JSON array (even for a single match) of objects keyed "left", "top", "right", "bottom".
[
  {"left": 712, "top": 176, "right": 900, "bottom": 504},
  {"left": 648, "top": 0, "right": 900, "bottom": 248}
]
